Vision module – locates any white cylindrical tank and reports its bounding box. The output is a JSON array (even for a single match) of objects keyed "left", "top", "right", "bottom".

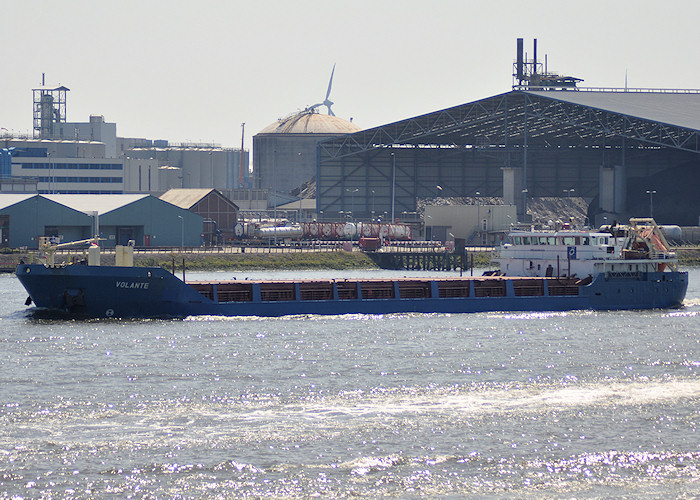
[
  {"left": 258, "top": 226, "right": 303, "bottom": 239},
  {"left": 212, "top": 151, "right": 227, "bottom": 189},
  {"left": 343, "top": 223, "right": 357, "bottom": 239},
  {"left": 321, "top": 223, "right": 334, "bottom": 239},
  {"left": 387, "top": 224, "right": 412, "bottom": 240},
  {"left": 200, "top": 151, "right": 214, "bottom": 187},
  {"left": 181, "top": 149, "right": 201, "bottom": 188}
]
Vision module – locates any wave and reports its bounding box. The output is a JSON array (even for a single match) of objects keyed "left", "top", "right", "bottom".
[
  {"left": 307, "top": 378, "right": 700, "bottom": 419},
  {"left": 6, "top": 378, "right": 696, "bottom": 454},
  {"left": 676, "top": 297, "right": 700, "bottom": 309},
  {"left": 165, "top": 378, "right": 699, "bottom": 433},
  {"left": 183, "top": 311, "right": 446, "bottom": 322}
]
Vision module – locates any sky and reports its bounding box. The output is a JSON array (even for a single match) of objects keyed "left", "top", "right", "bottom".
[{"left": 2, "top": 0, "right": 700, "bottom": 158}]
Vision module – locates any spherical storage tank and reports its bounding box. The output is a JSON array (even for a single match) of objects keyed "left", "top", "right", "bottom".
[{"left": 254, "top": 111, "right": 361, "bottom": 195}]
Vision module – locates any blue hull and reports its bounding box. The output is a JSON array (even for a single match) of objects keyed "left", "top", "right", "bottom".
[{"left": 15, "top": 264, "right": 688, "bottom": 319}]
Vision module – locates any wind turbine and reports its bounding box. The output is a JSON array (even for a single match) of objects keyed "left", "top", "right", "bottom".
[{"left": 310, "top": 64, "right": 336, "bottom": 116}]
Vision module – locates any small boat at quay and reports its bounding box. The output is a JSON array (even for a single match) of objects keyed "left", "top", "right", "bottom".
[{"left": 15, "top": 219, "right": 687, "bottom": 318}]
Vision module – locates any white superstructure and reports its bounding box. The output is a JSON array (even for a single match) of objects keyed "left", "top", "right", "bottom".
[{"left": 496, "top": 218, "right": 677, "bottom": 278}]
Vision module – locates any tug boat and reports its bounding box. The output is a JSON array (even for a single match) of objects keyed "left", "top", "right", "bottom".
[{"left": 15, "top": 219, "right": 687, "bottom": 319}]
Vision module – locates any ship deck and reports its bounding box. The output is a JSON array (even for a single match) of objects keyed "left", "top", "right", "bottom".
[{"left": 186, "top": 276, "right": 584, "bottom": 303}]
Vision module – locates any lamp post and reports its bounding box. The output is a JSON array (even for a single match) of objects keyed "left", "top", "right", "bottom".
[
  {"left": 646, "top": 190, "right": 657, "bottom": 218},
  {"left": 371, "top": 190, "right": 375, "bottom": 221},
  {"left": 297, "top": 152, "right": 303, "bottom": 224},
  {"left": 346, "top": 188, "right": 358, "bottom": 220},
  {"left": 391, "top": 152, "right": 396, "bottom": 222},
  {"left": 563, "top": 188, "right": 575, "bottom": 198},
  {"left": 475, "top": 191, "right": 481, "bottom": 242},
  {"left": 273, "top": 149, "right": 277, "bottom": 246},
  {"left": 177, "top": 215, "right": 184, "bottom": 250}
]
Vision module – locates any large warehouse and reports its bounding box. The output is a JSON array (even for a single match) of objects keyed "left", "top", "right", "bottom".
[
  {"left": 316, "top": 89, "right": 700, "bottom": 225},
  {"left": 0, "top": 194, "right": 203, "bottom": 249}
]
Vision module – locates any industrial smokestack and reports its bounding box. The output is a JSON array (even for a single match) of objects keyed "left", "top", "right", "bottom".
[
  {"left": 516, "top": 38, "right": 524, "bottom": 83},
  {"left": 533, "top": 39, "right": 537, "bottom": 76}
]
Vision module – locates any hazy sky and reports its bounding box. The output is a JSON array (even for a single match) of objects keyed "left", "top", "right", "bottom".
[{"left": 2, "top": 0, "right": 699, "bottom": 155}]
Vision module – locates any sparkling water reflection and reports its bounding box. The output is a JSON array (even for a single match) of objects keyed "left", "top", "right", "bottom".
[{"left": 0, "top": 268, "right": 698, "bottom": 498}]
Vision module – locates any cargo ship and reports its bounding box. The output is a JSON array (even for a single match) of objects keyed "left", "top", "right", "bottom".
[{"left": 15, "top": 219, "right": 688, "bottom": 319}]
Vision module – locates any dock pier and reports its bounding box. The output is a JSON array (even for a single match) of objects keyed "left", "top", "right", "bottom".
[{"left": 366, "top": 251, "right": 468, "bottom": 271}]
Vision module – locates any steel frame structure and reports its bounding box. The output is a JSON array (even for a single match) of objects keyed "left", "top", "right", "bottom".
[
  {"left": 317, "top": 90, "right": 700, "bottom": 219},
  {"left": 32, "top": 86, "right": 70, "bottom": 139}
]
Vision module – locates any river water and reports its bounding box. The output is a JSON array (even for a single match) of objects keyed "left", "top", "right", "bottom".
[{"left": 1, "top": 268, "right": 698, "bottom": 498}]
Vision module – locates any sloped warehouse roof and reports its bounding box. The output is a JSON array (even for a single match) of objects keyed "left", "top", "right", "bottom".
[
  {"left": 526, "top": 90, "right": 700, "bottom": 131},
  {"left": 159, "top": 188, "right": 239, "bottom": 210},
  {"left": 43, "top": 194, "right": 149, "bottom": 215}
]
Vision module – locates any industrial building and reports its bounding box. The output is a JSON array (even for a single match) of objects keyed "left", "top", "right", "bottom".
[
  {"left": 124, "top": 144, "right": 250, "bottom": 192},
  {"left": 425, "top": 205, "right": 518, "bottom": 245},
  {"left": 252, "top": 65, "right": 361, "bottom": 202},
  {"left": 7, "top": 46, "right": 700, "bottom": 237},
  {"left": 1, "top": 82, "right": 250, "bottom": 195},
  {"left": 0, "top": 194, "right": 92, "bottom": 248},
  {"left": 160, "top": 189, "right": 239, "bottom": 245},
  {"left": 253, "top": 109, "right": 361, "bottom": 197},
  {"left": 316, "top": 40, "right": 700, "bottom": 227},
  {"left": 0, "top": 194, "right": 202, "bottom": 249}
]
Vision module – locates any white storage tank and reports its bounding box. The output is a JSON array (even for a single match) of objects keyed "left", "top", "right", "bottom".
[
  {"left": 212, "top": 150, "right": 227, "bottom": 188},
  {"left": 181, "top": 149, "right": 201, "bottom": 188}
]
